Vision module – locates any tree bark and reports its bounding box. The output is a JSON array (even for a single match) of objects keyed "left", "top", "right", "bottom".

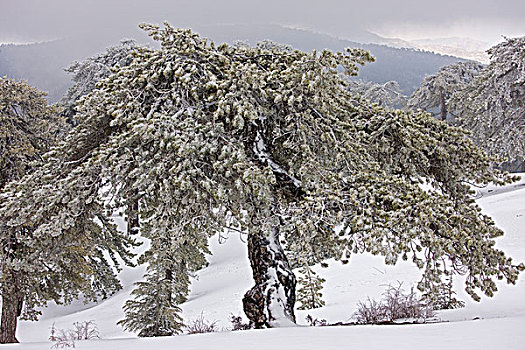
[
  {"left": 243, "top": 224, "right": 297, "bottom": 328},
  {"left": 0, "top": 293, "right": 23, "bottom": 344},
  {"left": 127, "top": 196, "right": 140, "bottom": 235},
  {"left": 439, "top": 89, "right": 447, "bottom": 122}
]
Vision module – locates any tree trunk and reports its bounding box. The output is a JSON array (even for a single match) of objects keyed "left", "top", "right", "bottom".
[
  {"left": 127, "top": 196, "right": 140, "bottom": 235},
  {"left": 243, "top": 224, "right": 297, "bottom": 328},
  {"left": 0, "top": 293, "right": 23, "bottom": 344},
  {"left": 439, "top": 89, "right": 447, "bottom": 122}
]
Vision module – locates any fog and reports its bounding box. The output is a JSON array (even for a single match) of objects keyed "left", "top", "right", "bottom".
[{"left": 1, "top": 0, "right": 524, "bottom": 44}]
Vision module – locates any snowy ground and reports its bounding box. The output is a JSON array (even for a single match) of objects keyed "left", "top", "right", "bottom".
[{"left": 5, "top": 175, "right": 525, "bottom": 349}]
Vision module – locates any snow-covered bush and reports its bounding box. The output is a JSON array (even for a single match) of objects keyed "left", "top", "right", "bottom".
[{"left": 185, "top": 313, "right": 219, "bottom": 334}]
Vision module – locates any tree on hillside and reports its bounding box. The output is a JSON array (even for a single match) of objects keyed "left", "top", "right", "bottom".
[
  {"left": 408, "top": 61, "right": 484, "bottom": 121},
  {"left": 347, "top": 79, "right": 407, "bottom": 109},
  {"left": 0, "top": 78, "right": 137, "bottom": 343},
  {"left": 60, "top": 40, "right": 142, "bottom": 233},
  {"left": 450, "top": 36, "right": 525, "bottom": 166},
  {"left": 1, "top": 24, "right": 523, "bottom": 339}
]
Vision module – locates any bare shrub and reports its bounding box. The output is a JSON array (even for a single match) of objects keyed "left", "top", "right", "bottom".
[
  {"left": 50, "top": 324, "right": 75, "bottom": 349},
  {"left": 354, "top": 297, "right": 386, "bottom": 324},
  {"left": 229, "top": 314, "right": 252, "bottom": 331},
  {"left": 354, "top": 283, "right": 435, "bottom": 324},
  {"left": 49, "top": 320, "right": 100, "bottom": 349},
  {"left": 71, "top": 320, "right": 100, "bottom": 340},
  {"left": 185, "top": 313, "right": 219, "bottom": 334}
]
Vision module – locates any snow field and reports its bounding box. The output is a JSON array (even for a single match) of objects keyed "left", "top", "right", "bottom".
[{"left": 10, "top": 175, "right": 525, "bottom": 349}]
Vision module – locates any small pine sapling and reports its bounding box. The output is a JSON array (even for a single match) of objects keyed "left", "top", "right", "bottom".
[
  {"left": 296, "top": 266, "right": 326, "bottom": 310},
  {"left": 423, "top": 275, "right": 465, "bottom": 310}
]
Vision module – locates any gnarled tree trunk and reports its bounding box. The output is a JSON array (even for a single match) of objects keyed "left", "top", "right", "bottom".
[
  {"left": 243, "top": 224, "right": 296, "bottom": 328},
  {"left": 0, "top": 292, "right": 23, "bottom": 344}
]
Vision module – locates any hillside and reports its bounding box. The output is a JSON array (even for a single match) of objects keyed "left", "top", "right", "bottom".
[{"left": 12, "top": 175, "right": 525, "bottom": 349}]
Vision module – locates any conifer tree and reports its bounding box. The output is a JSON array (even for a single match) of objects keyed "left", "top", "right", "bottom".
[
  {"left": 0, "top": 78, "right": 137, "bottom": 343},
  {"left": 0, "top": 78, "right": 65, "bottom": 343},
  {"left": 450, "top": 36, "right": 525, "bottom": 165},
  {"left": 296, "top": 266, "right": 326, "bottom": 310},
  {"left": 0, "top": 78, "right": 61, "bottom": 188},
  {"left": 2, "top": 24, "right": 523, "bottom": 338},
  {"left": 347, "top": 79, "right": 407, "bottom": 109},
  {"left": 408, "top": 61, "right": 484, "bottom": 121}
]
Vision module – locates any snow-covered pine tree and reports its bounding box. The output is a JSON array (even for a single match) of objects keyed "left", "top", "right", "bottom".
[
  {"left": 422, "top": 274, "right": 465, "bottom": 310},
  {"left": 0, "top": 78, "right": 138, "bottom": 342},
  {"left": 347, "top": 79, "right": 407, "bottom": 109},
  {"left": 2, "top": 23, "right": 523, "bottom": 338},
  {"left": 60, "top": 39, "right": 141, "bottom": 233},
  {"left": 408, "top": 61, "right": 484, "bottom": 121},
  {"left": 0, "top": 78, "right": 63, "bottom": 343},
  {"left": 296, "top": 265, "right": 326, "bottom": 310},
  {"left": 117, "top": 270, "right": 185, "bottom": 337},
  {"left": 450, "top": 36, "right": 525, "bottom": 166},
  {"left": 118, "top": 201, "right": 209, "bottom": 336}
]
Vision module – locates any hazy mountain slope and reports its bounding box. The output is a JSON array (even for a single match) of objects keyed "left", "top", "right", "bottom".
[
  {"left": 198, "top": 24, "right": 465, "bottom": 94},
  {"left": 0, "top": 24, "right": 464, "bottom": 102}
]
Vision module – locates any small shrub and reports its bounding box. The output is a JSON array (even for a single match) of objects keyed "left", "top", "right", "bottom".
[
  {"left": 229, "top": 314, "right": 252, "bottom": 331},
  {"left": 354, "top": 297, "right": 386, "bottom": 325},
  {"left": 186, "top": 313, "right": 219, "bottom": 334},
  {"left": 71, "top": 320, "right": 100, "bottom": 340},
  {"left": 354, "top": 283, "right": 435, "bottom": 324},
  {"left": 49, "top": 320, "right": 100, "bottom": 349},
  {"left": 305, "top": 314, "right": 328, "bottom": 327},
  {"left": 50, "top": 324, "right": 75, "bottom": 349}
]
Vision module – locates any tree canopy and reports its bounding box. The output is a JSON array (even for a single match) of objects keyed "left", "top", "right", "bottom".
[
  {"left": 0, "top": 78, "right": 61, "bottom": 188},
  {"left": 60, "top": 39, "right": 139, "bottom": 125}
]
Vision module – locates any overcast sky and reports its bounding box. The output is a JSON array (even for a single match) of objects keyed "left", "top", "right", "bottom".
[{"left": 1, "top": 0, "right": 524, "bottom": 44}]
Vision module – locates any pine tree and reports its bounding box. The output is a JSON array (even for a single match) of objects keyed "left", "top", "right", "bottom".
[
  {"left": 0, "top": 78, "right": 62, "bottom": 188},
  {"left": 0, "top": 78, "right": 65, "bottom": 343},
  {"left": 347, "top": 79, "right": 407, "bottom": 109},
  {"left": 296, "top": 266, "right": 326, "bottom": 310},
  {"left": 408, "top": 61, "right": 484, "bottom": 121},
  {"left": 0, "top": 77, "right": 137, "bottom": 343},
  {"left": 2, "top": 23, "right": 523, "bottom": 337},
  {"left": 118, "top": 271, "right": 185, "bottom": 337},
  {"left": 422, "top": 274, "right": 465, "bottom": 310},
  {"left": 450, "top": 36, "right": 525, "bottom": 166}
]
